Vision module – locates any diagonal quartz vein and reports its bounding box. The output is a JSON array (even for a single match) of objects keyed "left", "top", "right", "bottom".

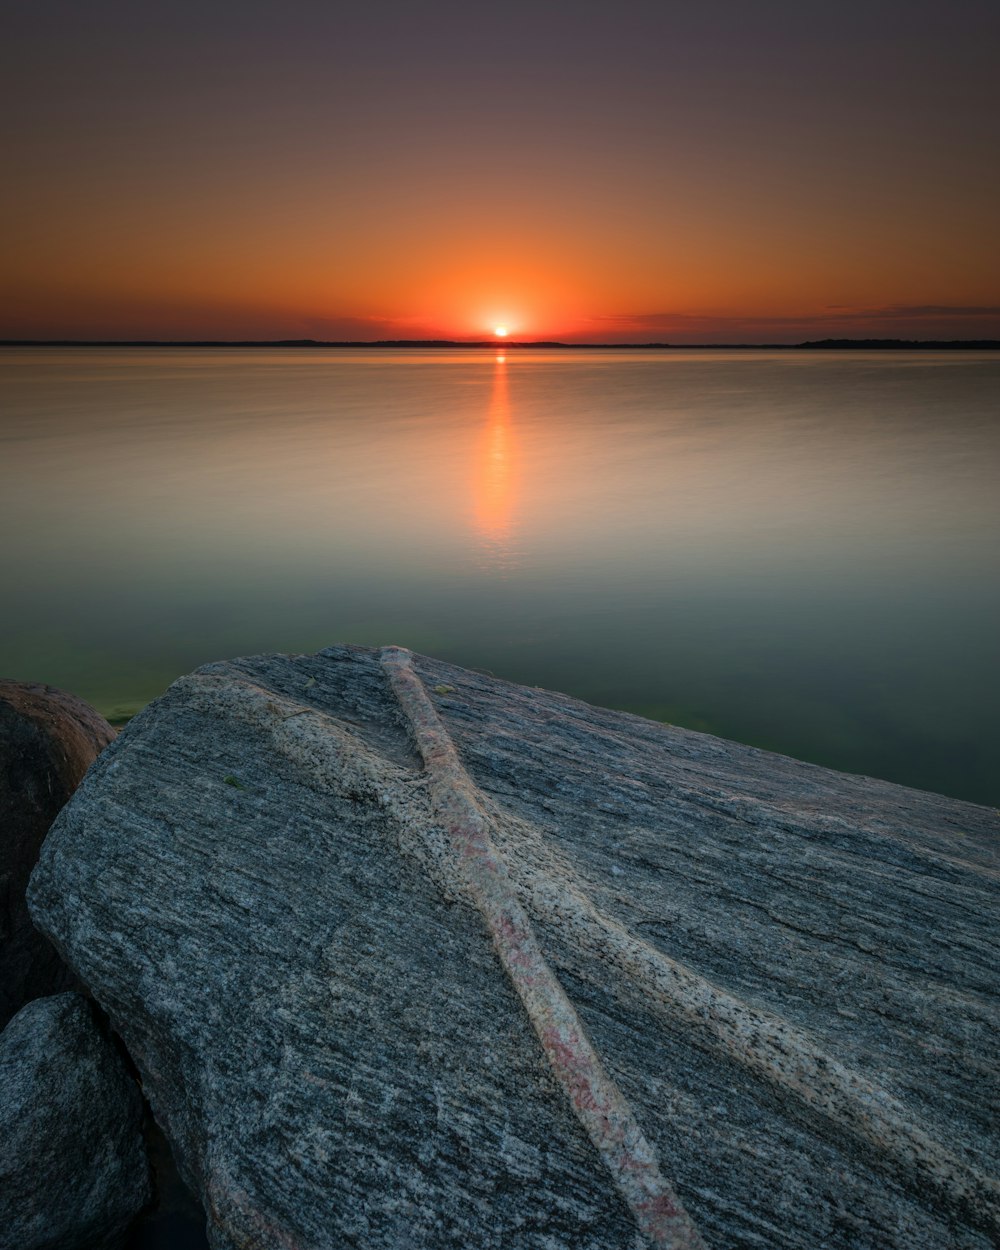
[
  {"left": 171, "top": 661, "right": 999, "bottom": 1245},
  {"left": 379, "top": 645, "right": 708, "bottom": 1250},
  {"left": 376, "top": 647, "right": 1000, "bottom": 1248}
]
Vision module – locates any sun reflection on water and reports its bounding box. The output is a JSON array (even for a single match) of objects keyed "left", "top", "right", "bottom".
[{"left": 472, "top": 353, "right": 520, "bottom": 570}]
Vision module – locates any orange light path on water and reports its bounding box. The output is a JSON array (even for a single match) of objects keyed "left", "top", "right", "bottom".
[{"left": 472, "top": 353, "right": 519, "bottom": 569}]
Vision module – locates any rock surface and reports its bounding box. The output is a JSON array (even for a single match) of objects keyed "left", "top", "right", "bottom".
[
  {"left": 0, "top": 991, "right": 151, "bottom": 1250},
  {"left": 1, "top": 679, "right": 115, "bottom": 1027},
  {"left": 28, "top": 644, "right": 1000, "bottom": 1250}
]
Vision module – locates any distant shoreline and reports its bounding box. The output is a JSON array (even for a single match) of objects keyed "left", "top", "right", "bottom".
[{"left": 2, "top": 338, "right": 999, "bottom": 351}]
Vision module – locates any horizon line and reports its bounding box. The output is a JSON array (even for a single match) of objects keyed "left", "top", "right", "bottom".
[{"left": 3, "top": 337, "right": 1000, "bottom": 350}]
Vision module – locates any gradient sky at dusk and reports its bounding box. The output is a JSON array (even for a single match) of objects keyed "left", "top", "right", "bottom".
[{"left": 3, "top": 0, "right": 999, "bottom": 342}]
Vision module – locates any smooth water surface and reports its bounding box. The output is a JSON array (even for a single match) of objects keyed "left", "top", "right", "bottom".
[{"left": 2, "top": 347, "right": 998, "bottom": 805}]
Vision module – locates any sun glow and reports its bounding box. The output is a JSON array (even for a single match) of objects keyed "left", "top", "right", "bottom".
[{"left": 494, "top": 326, "right": 508, "bottom": 337}]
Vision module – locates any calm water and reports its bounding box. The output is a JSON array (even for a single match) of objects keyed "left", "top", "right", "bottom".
[{"left": 2, "top": 347, "right": 998, "bottom": 805}]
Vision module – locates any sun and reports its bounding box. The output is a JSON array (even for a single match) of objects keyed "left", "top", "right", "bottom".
[{"left": 494, "top": 326, "right": 508, "bottom": 337}]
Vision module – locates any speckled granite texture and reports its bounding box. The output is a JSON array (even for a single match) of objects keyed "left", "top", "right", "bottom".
[
  {"left": 0, "top": 992, "right": 150, "bottom": 1250},
  {"left": 28, "top": 644, "right": 1000, "bottom": 1249}
]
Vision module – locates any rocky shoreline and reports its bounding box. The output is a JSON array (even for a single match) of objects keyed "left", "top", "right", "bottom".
[{"left": 3, "top": 648, "right": 998, "bottom": 1248}]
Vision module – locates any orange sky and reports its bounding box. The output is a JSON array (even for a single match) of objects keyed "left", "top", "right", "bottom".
[{"left": 2, "top": 2, "right": 998, "bottom": 343}]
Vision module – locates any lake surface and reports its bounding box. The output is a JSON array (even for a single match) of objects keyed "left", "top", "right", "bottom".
[{"left": 2, "top": 347, "right": 998, "bottom": 805}]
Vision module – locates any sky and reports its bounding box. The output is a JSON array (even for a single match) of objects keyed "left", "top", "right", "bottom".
[{"left": 2, "top": 0, "right": 999, "bottom": 343}]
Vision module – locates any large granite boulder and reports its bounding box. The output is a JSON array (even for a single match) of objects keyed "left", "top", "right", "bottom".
[
  {"left": 0, "top": 992, "right": 151, "bottom": 1249},
  {"left": 1, "top": 679, "right": 115, "bottom": 1027},
  {"left": 28, "top": 644, "right": 1000, "bottom": 1249}
]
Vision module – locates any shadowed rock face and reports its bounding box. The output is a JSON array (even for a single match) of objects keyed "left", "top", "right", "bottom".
[
  {"left": 0, "top": 992, "right": 151, "bottom": 1250},
  {"left": 1, "top": 680, "right": 115, "bottom": 1028},
  {"left": 27, "top": 645, "right": 1000, "bottom": 1250}
]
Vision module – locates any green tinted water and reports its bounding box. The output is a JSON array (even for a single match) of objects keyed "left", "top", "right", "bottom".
[{"left": 2, "top": 347, "right": 997, "bottom": 804}]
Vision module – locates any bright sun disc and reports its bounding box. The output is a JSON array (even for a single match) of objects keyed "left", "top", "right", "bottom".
[{"left": 494, "top": 326, "right": 508, "bottom": 337}]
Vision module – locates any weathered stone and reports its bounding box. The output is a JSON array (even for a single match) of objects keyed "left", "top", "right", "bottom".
[
  {"left": 0, "top": 992, "right": 151, "bottom": 1250},
  {"left": 1, "top": 679, "right": 115, "bottom": 1028},
  {"left": 28, "top": 644, "right": 1000, "bottom": 1249}
]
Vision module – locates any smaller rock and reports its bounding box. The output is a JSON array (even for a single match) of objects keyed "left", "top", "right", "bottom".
[
  {"left": 1, "top": 680, "right": 116, "bottom": 1028},
  {"left": 0, "top": 992, "right": 152, "bottom": 1250}
]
